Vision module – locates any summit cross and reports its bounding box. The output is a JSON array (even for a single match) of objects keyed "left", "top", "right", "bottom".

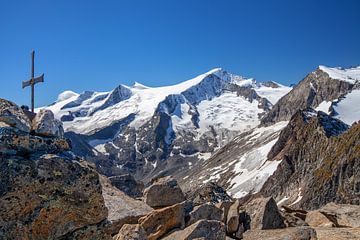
[{"left": 22, "top": 50, "right": 44, "bottom": 113}]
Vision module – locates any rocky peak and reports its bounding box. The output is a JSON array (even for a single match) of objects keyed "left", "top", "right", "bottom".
[{"left": 261, "top": 67, "right": 355, "bottom": 125}]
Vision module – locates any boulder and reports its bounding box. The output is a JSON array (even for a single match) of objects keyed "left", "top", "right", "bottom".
[
  {"left": 242, "top": 226, "right": 317, "bottom": 240},
  {"left": 187, "top": 203, "right": 223, "bottom": 226},
  {"left": 109, "top": 174, "right": 144, "bottom": 198},
  {"left": 216, "top": 201, "right": 234, "bottom": 223},
  {"left": 242, "top": 196, "right": 286, "bottom": 230},
  {"left": 0, "top": 126, "right": 70, "bottom": 155},
  {"left": 162, "top": 220, "right": 226, "bottom": 240},
  {"left": 32, "top": 109, "right": 64, "bottom": 137},
  {"left": 114, "top": 224, "right": 148, "bottom": 240},
  {"left": 315, "top": 227, "right": 360, "bottom": 240},
  {"left": 139, "top": 202, "right": 186, "bottom": 240},
  {"left": 0, "top": 98, "right": 31, "bottom": 132},
  {"left": 143, "top": 176, "right": 186, "bottom": 208},
  {"left": 0, "top": 153, "right": 108, "bottom": 239},
  {"left": 320, "top": 202, "right": 360, "bottom": 228},
  {"left": 186, "top": 182, "right": 233, "bottom": 205},
  {"left": 99, "top": 176, "right": 152, "bottom": 235},
  {"left": 305, "top": 210, "right": 336, "bottom": 227},
  {"left": 226, "top": 200, "right": 241, "bottom": 235},
  {"left": 281, "top": 205, "right": 308, "bottom": 227}
]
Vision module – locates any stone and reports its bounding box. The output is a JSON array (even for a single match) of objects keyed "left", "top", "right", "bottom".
[
  {"left": 242, "top": 226, "right": 317, "bottom": 240},
  {"left": 109, "top": 174, "right": 144, "bottom": 198},
  {"left": 144, "top": 176, "right": 186, "bottom": 208},
  {"left": 242, "top": 197, "right": 286, "bottom": 230},
  {"left": 216, "top": 201, "right": 234, "bottom": 223},
  {"left": 226, "top": 200, "right": 240, "bottom": 235},
  {"left": 0, "top": 126, "right": 70, "bottom": 155},
  {"left": 32, "top": 109, "right": 64, "bottom": 137},
  {"left": 99, "top": 176, "right": 152, "bottom": 235},
  {"left": 186, "top": 182, "right": 233, "bottom": 205},
  {"left": 139, "top": 202, "right": 186, "bottom": 240},
  {"left": 187, "top": 203, "right": 223, "bottom": 226},
  {"left": 0, "top": 98, "right": 31, "bottom": 132},
  {"left": 114, "top": 224, "right": 148, "bottom": 240},
  {"left": 320, "top": 202, "right": 360, "bottom": 228},
  {"left": 315, "top": 227, "right": 360, "bottom": 240},
  {"left": 162, "top": 220, "right": 226, "bottom": 240},
  {"left": 0, "top": 153, "right": 108, "bottom": 239},
  {"left": 305, "top": 210, "right": 336, "bottom": 227}
]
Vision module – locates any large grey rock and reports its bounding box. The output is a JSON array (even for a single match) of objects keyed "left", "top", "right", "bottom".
[
  {"left": 186, "top": 182, "right": 233, "bottom": 206},
  {"left": 162, "top": 220, "right": 226, "bottom": 240},
  {"left": 242, "top": 226, "right": 317, "bottom": 240},
  {"left": 0, "top": 98, "right": 31, "bottom": 132},
  {"left": 144, "top": 176, "right": 186, "bottom": 208},
  {"left": 187, "top": 203, "right": 223, "bottom": 226},
  {"left": 99, "top": 176, "right": 152, "bottom": 235},
  {"left": 242, "top": 197, "right": 285, "bottom": 230},
  {"left": 32, "top": 109, "right": 64, "bottom": 137},
  {"left": 114, "top": 224, "right": 148, "bottom": 240}
]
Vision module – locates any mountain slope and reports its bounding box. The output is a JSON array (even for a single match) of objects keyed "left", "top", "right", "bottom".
[
  {"left": 42, "top": 69, "right": 291, "bottom": 181},
  {"left": 261, "top": 66, "right": 359, "bottom": 125}
]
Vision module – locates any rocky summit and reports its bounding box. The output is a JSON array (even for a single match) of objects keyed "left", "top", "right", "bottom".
[{"left": 1, "top": 65, "right": 360, "bottom": 239}]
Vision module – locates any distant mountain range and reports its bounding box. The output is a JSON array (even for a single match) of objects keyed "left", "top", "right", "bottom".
[{"left": 42, "top": 65, "right": 360, "bottom": 208}]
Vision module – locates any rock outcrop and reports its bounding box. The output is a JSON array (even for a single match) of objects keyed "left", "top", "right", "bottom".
[
  {"left": 242, "top": 226, "right": 317, "bottom": 240},
  {"left": 32, "top": 109, "right": 64, "bottom": 137},
  {"left": 187, "top": 203, "right": 223, "bottom": 226},
  {"left": 260, "top": 109, "right": 360, "bottom": 210},
  {"left": 143, "top": 176, "right": 186, "bottom": 208},
  {"left": 186, "top": 182, "right": 233, "bottom": 206},
  {"left": 114, "top": 224, "right": 147, "bottom": 240},
  {"left": 261, "top": 67, "right": 355, "bottom": 125},
  {"left": 0, "top": 98, "right": 31, "bottom": 133}
]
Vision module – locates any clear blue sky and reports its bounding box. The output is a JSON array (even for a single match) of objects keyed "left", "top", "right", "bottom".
[{"left": 1, "top": 0, "right": 359, "bottom": 107}]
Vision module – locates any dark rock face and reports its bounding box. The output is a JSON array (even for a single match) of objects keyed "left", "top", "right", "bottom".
[
  {"left": 261, "top": 68, "right": 354, "bottom": 125},
  {"left": 0, "top": 153, "right": 108, "bottom": 239},
  {"left": 186, "top": 182, "right": 233, "bottom": 206},
  {"left": 187, "top": 203, "right": 223, "bottom": 226},
  {"left": 91, "top": 85, "right": 132, "bottom": 114},
  {"left": 261, "top": 109, "right": 360, "bottom": 210},
  {"left": 109, "top": 174, "right": 144, "bottom": 198}
]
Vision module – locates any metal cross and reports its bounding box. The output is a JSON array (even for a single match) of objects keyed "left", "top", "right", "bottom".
[{"left": 22, "top": 50, "right": 44, "bottom": 112}]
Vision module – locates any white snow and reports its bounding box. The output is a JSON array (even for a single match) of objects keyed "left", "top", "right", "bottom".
[
  {"left": 57, "top": 90, "right": 79, "bottom": 102},
  {"left": 223, "top": 121, "right": 288, "bottom": 198},
  {"left": 319, "top": 65, "right": 360, "bottom": 84},
  {"left": 291, "top": 188, "right": 303, "bottom": 206},
  {"left": 333, "top": 89, "right": 360, "bottom": 125},
  {"left": 316, "top": 101, "right": 333, "bottom": 114},
  {"left": 255, "top": 83, "right": 292, "bottom": 105}
]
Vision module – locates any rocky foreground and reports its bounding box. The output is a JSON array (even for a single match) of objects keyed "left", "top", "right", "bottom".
[{"left": 1, "top": 97, "right": 360, "bottom": 240}]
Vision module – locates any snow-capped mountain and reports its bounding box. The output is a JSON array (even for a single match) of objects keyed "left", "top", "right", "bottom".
[
  {"left": 42, "top": 68, "right": 291, "bottom": 181},
  {"left": 182, "top": 65, "right": 360, "bottom": 200}
]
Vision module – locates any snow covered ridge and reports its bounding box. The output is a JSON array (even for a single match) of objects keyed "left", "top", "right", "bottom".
[
  {"left": 319, "top": 65, "right": 360, "bottom": 84},
  {"left": 42, "top": 68, "right": 291, "bottom": 135}
]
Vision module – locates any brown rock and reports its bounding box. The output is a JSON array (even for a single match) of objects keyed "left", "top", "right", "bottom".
[
  {"left": 0, "top": 154, "right": 108, "bottom": 239},
  {"left": 139, "top": 202, "right": 186, "bottom": 240},
  {"left": 216, "top": 201, "right": 234, "bottom": 223},
  {"left": 305, "top": 211, "right": 336, "bottom": 227},
  {"left": 315, "top": 227, "right": 360, "bottom": 240},
  {"left": 162, "top": 220, "right": 226, "bottom": 240},
  {"left": 226, "top": 200, "right": 240, "bottom": 234},
  {"left": 243, "top": 226, "right": 317, "bottom": 240},
  {"left": 320, "top": 202, "right": 360, "bottom": 228},
  {"left": 114, "top": 224, "right": 148, "bottom": 240},
  {"left": 144, "top": 176, "right": 186, "bottom": 208}
]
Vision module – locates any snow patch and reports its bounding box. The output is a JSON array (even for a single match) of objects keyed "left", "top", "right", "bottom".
[{"left": 319, "top": 65, "right": 360, "bottom": 84}]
